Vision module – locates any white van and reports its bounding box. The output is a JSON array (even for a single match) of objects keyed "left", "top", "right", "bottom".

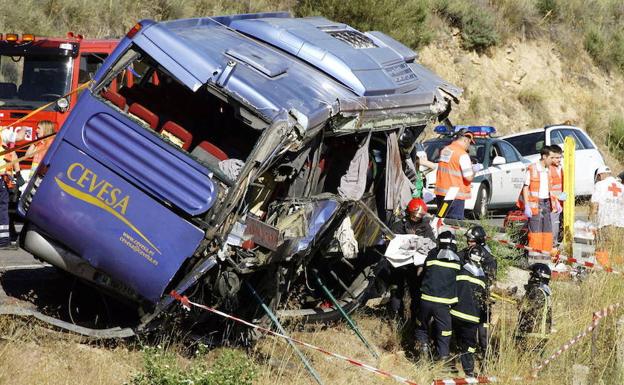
[{"left": 502, "top": 125, "right": 606, "bottom": 196}]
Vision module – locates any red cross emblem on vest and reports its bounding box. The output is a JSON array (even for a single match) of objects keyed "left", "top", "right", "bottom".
[{"left": 608, "top": 182, "right": 622, "bottom": 197}]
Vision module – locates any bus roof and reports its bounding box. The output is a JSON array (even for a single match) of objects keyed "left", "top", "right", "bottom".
[{"left": 131, "top": 13, "right": 461, "bottom": 133}]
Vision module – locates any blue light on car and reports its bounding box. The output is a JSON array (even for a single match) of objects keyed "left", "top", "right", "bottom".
[
  {"left": 434, "top": 125, "right": 496, "bottom": 136},
  {"left": 467, "top": 126, "right": 496, "bottom": 135},
  {"left": 434, "top": 125, "right": 450, "bottom": 134}
]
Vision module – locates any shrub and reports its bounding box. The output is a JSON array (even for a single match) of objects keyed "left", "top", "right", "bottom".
[
  {"left": 433, "top": 0, "right": 499, "bottom": 52},
  {"left": 491, "top": 0, "right": 543, "bottom": 40},
  {"left": 607, "top": 116, "right": 624, "bottom": 161},
  {"left": 585, "top": 27, "right": 610, "bottom": 69},
  {"left": 295, "top": 0, "right": 432, "bottom": 49},
  {"left": 611, "top": 29, "right": 624, "bottom": 73},
  {"left": 535, "top": 0, "right": 558, "bottom": 17}
]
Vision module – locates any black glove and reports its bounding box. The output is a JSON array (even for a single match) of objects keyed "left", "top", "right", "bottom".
[{"left": 15, "top": 171, "right": 25, "bottom": 187}]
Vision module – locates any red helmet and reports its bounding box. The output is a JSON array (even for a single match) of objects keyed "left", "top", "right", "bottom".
[{"left": 407, "top": 198, "right": 427, "bottom": 216}]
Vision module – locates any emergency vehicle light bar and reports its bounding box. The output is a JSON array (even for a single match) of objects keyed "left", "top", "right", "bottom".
[
  {"left": 2, "top": 33, "right": 36, "bottom": 43},
  {"left": 434, "top": 125, "right": 497, "bottom": 136}
]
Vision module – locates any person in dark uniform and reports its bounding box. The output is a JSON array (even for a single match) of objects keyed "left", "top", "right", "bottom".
[
  {"left": 516, "top": 263, "right": 553, "bottom": 348},
  {"left": 451, "top": 245, "right": 488, "bottom": 377},
  {"left": 414, "top": 231, "right": 460, "bottom": 360},
  {"left": 387, "top": 198, "right": 435, "bottom": 318},
  {"left": 462, "top": 225, "right": 497, "bottom": 359},
  {"left": 0, "top": 176, "right": 9, "bottom": 249}
]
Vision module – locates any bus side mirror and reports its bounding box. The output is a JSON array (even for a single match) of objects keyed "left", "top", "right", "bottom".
[{"left": 56, "top": 97, "right": 69, "bottom": 112}]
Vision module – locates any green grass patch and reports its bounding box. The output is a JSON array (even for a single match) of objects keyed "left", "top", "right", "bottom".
[{"left": 129, "top": 346, "right": 256, "bottom": 385}]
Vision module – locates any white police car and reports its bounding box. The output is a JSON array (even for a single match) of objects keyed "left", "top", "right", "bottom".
[
  {"left": 502, "top": 124, "right": 606, "bottom": 197},
  {"left": 423, "top": 125, "right": 530, "bottom": 218}
]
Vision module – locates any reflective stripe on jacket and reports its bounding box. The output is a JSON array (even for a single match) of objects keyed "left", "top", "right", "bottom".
[
  {"left": 420, "top": 251, "right": 460, "bottom": 305},
  {"left": 451, "top": 266, "right": 487, "bottom": 324},
  {"left": 434, "top": 142, "right": 471, "bottom": 200}
]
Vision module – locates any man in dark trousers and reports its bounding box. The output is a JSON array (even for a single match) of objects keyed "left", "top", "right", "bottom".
[
  {"left": 414, "top": 231, "right": 460, "bottom": 360},
  {"left": 462, "top": 225, "right": 497, "bottom": 358},
  {"left": 451, "top": 245, "right": 488, "bottom": 377},
  {"left": 0, "top": 126, "right": 25, "bottom": 250},
  {"left": 388, "top": 198, "right": 436, "bottom": 318}
]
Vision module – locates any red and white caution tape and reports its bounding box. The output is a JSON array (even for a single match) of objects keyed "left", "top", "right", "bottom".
[
  {"left": 441, "top": 219, "right": 623, "bottom": 274},
  {"left": 169, "top": 291, "right": 420, "bottom": 385},
  {"left": 531, "top": 302, "right": 622, "bottom": 377},
  {"left": 435, "top": 219, "right": 553, "bottom": 258},
  {"left": 431, "top": 376, "right": 498, "bottom": 384}
]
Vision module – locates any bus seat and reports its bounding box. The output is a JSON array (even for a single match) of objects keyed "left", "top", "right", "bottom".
[
  {"left": 0, "top": 82, "right": 17, "bottom": 98},
  {"left": 101, "top": 90, "right": 126, "bottom": 110},
  {"left": 191, "top": 141, "right": 229, "bottom": 168},
  {"left": 159, "top": 121, "right": 192, "bottom": 150},
  {"left": 128, "top": 103, "right": 159, "bottom": 129},
  {"left": 197, "top": 141, "right": 228, "bottom": 161}
]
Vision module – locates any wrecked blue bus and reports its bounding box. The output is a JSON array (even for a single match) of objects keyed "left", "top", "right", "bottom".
[{"left": 18, "top": 12, "right": 461, "bottom": 329}]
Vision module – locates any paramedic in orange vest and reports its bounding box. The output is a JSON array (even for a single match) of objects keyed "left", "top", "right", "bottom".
[
  {"left": 548, "top": 145, "right": 566, "bottom": 245},
  {"left": 519, "top": 145, "right": 561, "bottom": 264},
  {"left": 434, "top": 129, "right": 476, "bottom": 220},
  {"left": 24, "top": 120, "right": 55, "bottom": 179},
  {"left": 0, "top": 126, "right": 25, "bottom": 249}
]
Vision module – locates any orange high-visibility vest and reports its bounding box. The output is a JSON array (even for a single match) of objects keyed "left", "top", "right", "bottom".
[
  {"left": 550, "top": 165, "right": 562, "bottom": 194},
  {"left": 517, "top": 163, "right": 559, "bottom": 216},
  {"left": 435, "top": 141, "right": 471, "bottom": 200}
]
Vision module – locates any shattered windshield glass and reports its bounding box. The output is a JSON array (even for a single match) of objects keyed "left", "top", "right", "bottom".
[{"left": 0, "top": 53, "right": 72, "bottom": 109}]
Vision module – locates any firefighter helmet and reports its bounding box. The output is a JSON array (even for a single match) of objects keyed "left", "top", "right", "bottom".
[
  {"left": 437, "top": 231, "right": 457, "bottom": 252},
  {"left": 465, "top": 225, "right": 487, "bottom": 245},
  {"left": 407, "top": 198, "right": 427, "bottom": 217},
  {"left": 467, "top": 245, "right": 485, "bottom": 264},
  {"left": 529, "top": 263, "right": 551, "bottom": 284}
]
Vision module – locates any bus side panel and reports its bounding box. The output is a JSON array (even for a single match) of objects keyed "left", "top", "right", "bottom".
[
  {"left": 60, "top": 95, "right": 216, "bottom": 216},
  {"left": 26, "top": 141, "right": 205, "bottom": 303}
]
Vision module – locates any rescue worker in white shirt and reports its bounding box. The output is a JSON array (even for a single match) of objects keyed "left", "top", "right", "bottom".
[
  {"left": 590, "top": 165, "right": 624, "bottom": 246},
  {"left": 516, "top": 263, "right": 553, "bottom": 346},
  {"left": 0, "top": 127, "right": 25, "bottom": 249},
  {"left": 461, "top": 225, "right": 497, "bottom": 359},
  {"left": 518, "top": 146, "right": 560, "bottom": 264},
  {"left": 451, "top": 245, "right": 488, "bottom": 377},
  {"left": 387, "top": 198, "right": 436, "bottom": 318},
  {"left": 434, "top": 129, "right": 478, "bottom": 220},
  {"left": 414, "top": 231, "right": 460, "bottom": 360}
]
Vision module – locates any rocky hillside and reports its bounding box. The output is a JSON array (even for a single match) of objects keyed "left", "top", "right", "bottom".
[{"left": 419, "top": 32, "right": 624, "bottom": 170}]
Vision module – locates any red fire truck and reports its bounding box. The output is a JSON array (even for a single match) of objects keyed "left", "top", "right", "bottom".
[{"left": 0, "top": 32, "right": 118, "bottom": 173}]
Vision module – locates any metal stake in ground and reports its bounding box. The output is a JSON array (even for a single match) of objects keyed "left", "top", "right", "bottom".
[
  {"left": 313, "top": 270, "right": 380, "bottom": 359},
  {"left": 244, "top": 282, "right": 325, "bottom": 385}
]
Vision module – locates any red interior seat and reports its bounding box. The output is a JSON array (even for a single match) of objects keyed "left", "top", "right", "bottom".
[
  {"left": 159, "top": 121, "right": 192, "bottom": 150},
  {"left": 128, "top": 103, "right": 159, "bottom": 129},
  {"left": 197, "top": 141, "right": 228, "bottom": 161},
  {"left": 101, "top": 90, "right": 126, "bottom": 110}
]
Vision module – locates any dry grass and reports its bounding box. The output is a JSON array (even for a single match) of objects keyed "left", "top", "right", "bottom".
[
  {"left": 3, "top": 263, "right": 624, "bottom": 384},
  {"left": 0, "top": 318, "right": 141, "bottom": 384}
]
